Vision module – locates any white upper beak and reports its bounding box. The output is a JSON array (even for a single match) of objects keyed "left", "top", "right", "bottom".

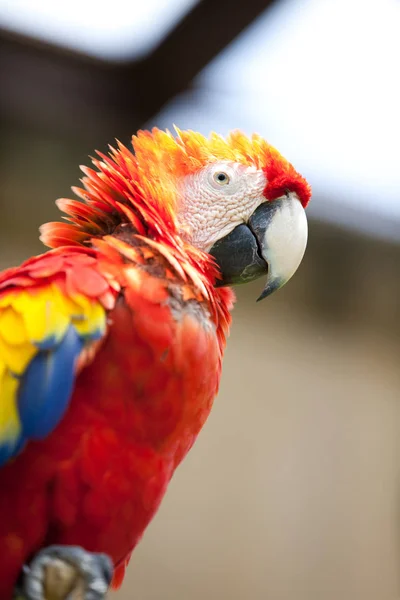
[{"left": 257, "top": 194, "right": 308, "bottom": 299}]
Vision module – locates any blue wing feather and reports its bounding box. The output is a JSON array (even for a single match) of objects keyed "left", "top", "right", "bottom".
[{"left": 17, "top": 326, "right": 84, "bottom": 439}]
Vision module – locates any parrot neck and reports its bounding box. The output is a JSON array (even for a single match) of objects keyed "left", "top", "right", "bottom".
[{"left": 94, "top": 227, "right": 235, "bottom": 340}]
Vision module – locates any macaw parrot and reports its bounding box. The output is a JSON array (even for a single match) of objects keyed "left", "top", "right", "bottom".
[{"left": 0, "top": 129, "right": 311, "bottom": 599}]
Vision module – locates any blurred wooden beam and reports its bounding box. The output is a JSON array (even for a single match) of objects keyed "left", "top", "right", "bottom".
[
  {"left": 120, "top": 0, "right": 275, "bottom": 119},
  {"left": 0, "top": 0, "right": 275, "bottom": 143},
  {"left": 0, "top": 30, "right": 125, "bottom": 140}
]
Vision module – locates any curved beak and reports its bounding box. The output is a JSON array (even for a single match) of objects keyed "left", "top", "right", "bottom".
[{"left": 209, "top": 194, "right": 308, "bottom": 301}]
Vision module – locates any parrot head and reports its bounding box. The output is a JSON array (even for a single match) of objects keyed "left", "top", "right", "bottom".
[{"left": 40, "top": 128, "right": 311, "bottom": 301}]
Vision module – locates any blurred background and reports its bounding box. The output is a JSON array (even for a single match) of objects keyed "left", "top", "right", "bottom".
[{"left": 1, "top": 0, "right": 400, "bottom": 599}]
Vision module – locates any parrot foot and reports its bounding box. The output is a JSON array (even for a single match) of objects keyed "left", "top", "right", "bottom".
[{"left": 17, "top": 545, "right": 113, "bottom": 600}]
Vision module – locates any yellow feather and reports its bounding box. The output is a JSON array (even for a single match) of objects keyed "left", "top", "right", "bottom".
[
  {"left": 88, "top": 301, "right": 106, "bottom": 331},
  {"left": 0, "top": 369, "right": 22, "bottom": 443},
  {"left": 11, "top": 290, "right": 31, "bottom": 314},
  {"left": 0, "top": 293, "right": 15, "bottom": 309},
  {"left": 69, "top": 292, "right": 92, "bottom": 313},
  {"left": 0, "top": 337, "right": 37, "bottom": 375},
  {"left": 72, "top": 319, "right": 93, "bottom": 337},
  {"left": 73, "top": 301, "right": 106, "bottom": 337},
  {"left": 49, "top": 285, "right": 106, "bottom": 337},
  {"left": 50, "top": 284, "right": 85, "bottom": 319},
  {"left": 4, "top": 284, "right": 106, "bottom": 358},
  {"left": 20, "top": 290, "right": 69, "bottom": 344},
  {"left": 0, "top": 307, "right": 27, "bottom": 345}
]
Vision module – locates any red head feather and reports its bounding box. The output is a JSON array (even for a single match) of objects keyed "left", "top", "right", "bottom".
[{"left": 40, "top": 128, "right": 311, "bottom": 250}]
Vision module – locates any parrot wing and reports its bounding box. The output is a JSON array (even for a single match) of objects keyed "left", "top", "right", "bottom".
[{"left": 0, "top": 248, "right": 117, "bottom": 467}]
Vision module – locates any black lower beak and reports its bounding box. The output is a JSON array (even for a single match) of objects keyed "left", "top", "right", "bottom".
[{"left": 209, "top": 221, "right": 267, "bottom": 287}]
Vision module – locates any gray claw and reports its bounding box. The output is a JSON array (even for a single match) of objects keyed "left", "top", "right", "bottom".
[{"left": 20, "top": 545, "right": 113, "bottom": 600}]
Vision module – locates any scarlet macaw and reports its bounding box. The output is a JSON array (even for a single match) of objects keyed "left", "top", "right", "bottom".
[{"left": 0, "top": 129, "right": 311, "bottom": 599}]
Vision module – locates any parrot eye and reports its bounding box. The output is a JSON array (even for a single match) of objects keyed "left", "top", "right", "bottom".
[
  {"left": 213, "top": 171, "right": 230, "bottom": 185},
  {"left": 205, "top": 163, "right": 238, "bottom": 193}
]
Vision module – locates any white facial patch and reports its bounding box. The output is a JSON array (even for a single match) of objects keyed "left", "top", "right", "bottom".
[{"left": 177, "top": 161, "right": 267, "bottom": 251}]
